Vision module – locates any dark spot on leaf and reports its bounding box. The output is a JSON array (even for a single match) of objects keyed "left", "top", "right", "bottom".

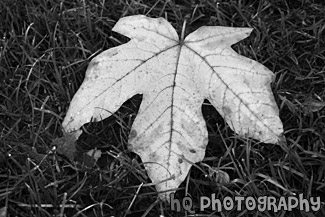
[
  {"left": 222, "top": 106, "right": 232, "bottom": 115},
  {"left": 129, "top": 129, "right": 137, "bottom": 139},
  {"left": 203, "top": 137, "right": 209, "bottom": 145},
  {"left": 178, "top": 158, "right": 183, "bottom": 164},
  {"left": 190, "top": 149, "right": 196, "bottom": 153},
  {"left": 90, "top": 61, "right": 99, "bottom": 67},
  {"left": 86, "top": 61, "right": 99, "bottom": 74},
  {"left": 243, "top": 78, "right": 250, "bottom": 86},
  {"left": 107, "top": 49, "right": 118, "bottom": 57}
]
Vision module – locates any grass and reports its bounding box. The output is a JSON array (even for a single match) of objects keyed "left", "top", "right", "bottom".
[{"left": 1, "top": 0, "right": 325, "bottom": 216}]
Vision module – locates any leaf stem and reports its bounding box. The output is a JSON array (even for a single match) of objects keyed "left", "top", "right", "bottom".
[{"left": 181, "top": 18, "right": 187, "bottom": 42}]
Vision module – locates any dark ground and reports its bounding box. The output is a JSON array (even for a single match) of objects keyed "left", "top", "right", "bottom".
[{"left": 0, "top": 0, "right": 325, "bottom": 216}]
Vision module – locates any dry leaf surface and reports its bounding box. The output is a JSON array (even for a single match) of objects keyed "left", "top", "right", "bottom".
[{"left": 62, "top": 15, "right": 284, "bottom": 200}]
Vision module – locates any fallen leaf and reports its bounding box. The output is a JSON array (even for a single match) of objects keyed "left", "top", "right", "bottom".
[
  {"left": 202, "top": 163, "right": 230, "bottom": 184},
  {"left": 74, "top": 149, "right": 102, "bottom": 169},
  {"left": 86, "top": 149, "right": 102, "bottom": 161},
  {"left": 20, "top": 144, "right": 50, "bottom": 167},
  {"left": 209, "top": 167, "right": 230, "bottom": 184},
  {"left": 62, "top": 15, "right": 284, "bottom": 200},
  {"left": 302, "top": 97, "right": 325, "bottom": 113},
  {"left": 51, "top": 130, "right": 82, "bottom": 161}
]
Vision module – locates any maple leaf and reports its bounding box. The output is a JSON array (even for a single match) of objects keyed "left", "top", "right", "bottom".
[{"left": 62, "top": 15, "right": 284, "bottom": 201}]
